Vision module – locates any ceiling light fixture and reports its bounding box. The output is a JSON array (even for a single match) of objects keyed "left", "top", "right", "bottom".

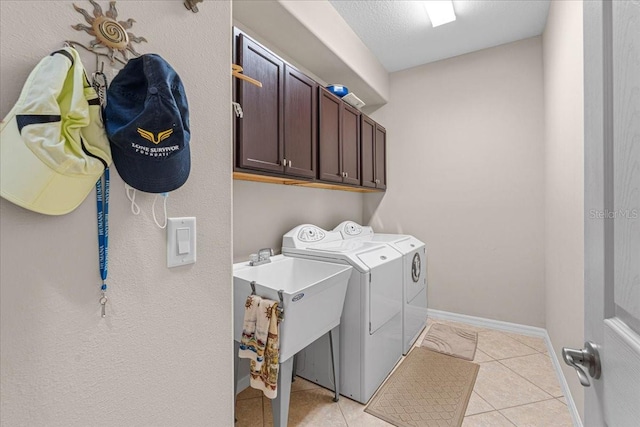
[{"left": 423, "top": 0, "right": 457, "bottom": 28}]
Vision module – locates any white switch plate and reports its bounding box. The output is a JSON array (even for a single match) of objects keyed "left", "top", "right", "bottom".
[{"left": 167, "top": 217, "right": 196, "bottom": 268}]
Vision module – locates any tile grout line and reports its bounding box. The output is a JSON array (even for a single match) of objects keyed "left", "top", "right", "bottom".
[
  {"left": 499, "top": 331, "right": 549, "bottom": 354},
  {"left": 465, "top": 401, "right": 496, "bottom": 418},
  {"left": 494, "top": 353, "right": 565, "bottom": 398},
  {"left": 464, "top": 410, "right": 518, "bottom": 426},
  {"left": 501, "top": 399, "right": 568, "bottom": 426},
  {"left": 464, "top": 408, "right": 494, "bottom": 418},
  {"left": 474, "top": 391, "right": 495, "bottom": 412},
  {"left": 493, "top": 351, "right": 548, "bottom": 363},
  {"left": 476, "top": 331, "right": 541, "bottom": 360},
  {"left": 505, "top": 412, "right": 519, "bottom": 427},
  {"left": 476, "top": 328, "right": 564, "bottom": 403},
  {"left": 513, "top": 340, "right": 548, "bottom": 354},
  {"left": 472, "top": 340, "right": 558, "bottom": 412},
  {"left": 335, "top": 398, "right": 349, "bottom": 427},
  {"left": 495, "top": 358, "right": 562, "bottom": 399},
  {"left": 470, "top": 381, "right": 557, "bottom": 415},
  {"left": 496, "top": 409, "right": 523, "bottom": 427},
  {"left": 476, "top": 349, "right": 539, "bottom": 362},
  {"left": 497, "top": 396, "right": 564, "bottom": 426},
  {"left": 470, "top": 361, "right": 516, "bottom": 415},
  {"left": 497, "top": 396, "right": 559, "bottom": 412},
  {"left": 470, "top": 330, "right": 513, "bottom": 413}
]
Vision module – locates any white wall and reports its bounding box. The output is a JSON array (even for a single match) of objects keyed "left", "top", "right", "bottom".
[
  {"left": 543, "top": 0, "right": 585, "bottom": 417},
  {"left": 0, "top": 1, "right": 233, "bottom": 426},
  {"left": 365, "top": 37, "right": 546, "bottom": 327},
  {"left": 233, "top": 181, "right": 363, "bottom": 262}
]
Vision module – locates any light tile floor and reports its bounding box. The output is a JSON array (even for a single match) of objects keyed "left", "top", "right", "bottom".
[{"left": 236, "top": 318, "right": 573, "bottom": 427}]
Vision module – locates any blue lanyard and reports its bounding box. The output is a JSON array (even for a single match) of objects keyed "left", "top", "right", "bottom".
[{"left": 96, "top": 167, "right": 110, "bottom": 317}]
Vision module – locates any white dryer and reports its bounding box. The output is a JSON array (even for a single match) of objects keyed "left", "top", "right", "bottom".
[
  {"left": 334, "top": 221, "right": 428, "bottom": 355},
  {"left": 282, "top": 224, "right": 403, "bottom": 403}
]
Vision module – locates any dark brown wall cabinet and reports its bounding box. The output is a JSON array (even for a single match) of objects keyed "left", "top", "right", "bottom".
[
  {"left": 318, "top": 87, "right": 361, "bottom": 186},
  {"left": 235, "top": 31, "right": 317, "bottom": 179},
  {"left": 233, "top": 28, "right": 386, "bottom": 192},
  {"left": 361, "top": 115, "right": 386, "bottom": 190},
  {"left": 283, "top": 66, "right": 317, "bottom": 178}
]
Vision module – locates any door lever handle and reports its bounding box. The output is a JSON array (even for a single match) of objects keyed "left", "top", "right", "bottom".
[
  {"left": 562, "top": 349, "right": 590, "bottom": 386},
  {"left": 562, "top": 341, "right": 601, "bottom": 387}
]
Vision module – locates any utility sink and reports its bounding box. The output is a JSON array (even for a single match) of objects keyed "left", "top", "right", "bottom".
[{"left": 233, "top": 255, "right": 352, "bottom": 361}]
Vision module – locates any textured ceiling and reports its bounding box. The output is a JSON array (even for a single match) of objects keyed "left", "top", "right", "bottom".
[{"left": 329, "top": 0, "right": 550, "bottom": 72}]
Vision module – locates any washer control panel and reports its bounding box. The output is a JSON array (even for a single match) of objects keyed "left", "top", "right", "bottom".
[
  {"left": 344, "top": 222, "right": 363, "bottom": 236},
  {"left": 282, "top": 224, "right": 343, "bottom": 249},
  {"left": 298, "top": 226, "right": 326, "bottom": 242},
  {"left": 334, "top": 220, "right": 374, "bottom": 239}
]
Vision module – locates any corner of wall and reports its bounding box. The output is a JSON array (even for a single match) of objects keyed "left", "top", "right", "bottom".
[{"left": 542, "top": 0, "right": 585, "bottom": 419}]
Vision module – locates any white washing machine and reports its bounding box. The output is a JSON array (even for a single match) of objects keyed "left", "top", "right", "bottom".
[
  {"left": 282, "top": 224, "right": 403, "bottom": 403},
  {"left": 334, "top": 221, "right": 428, "bottom": 355}
]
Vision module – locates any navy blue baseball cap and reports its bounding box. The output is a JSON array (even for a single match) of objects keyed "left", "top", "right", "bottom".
[{"left": 104, "top": 54, "right": 190, "bottom": 193}]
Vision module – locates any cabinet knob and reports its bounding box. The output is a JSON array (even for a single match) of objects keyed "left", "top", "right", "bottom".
[
  {"left": 344, "top": 172, "right": 348, "bottom": 178},
  {"left": 282, "top": 158, "right": 287, "bottom": 167},
  {"left": 289, "top": 160, "right": 292, "bottom": 167}
]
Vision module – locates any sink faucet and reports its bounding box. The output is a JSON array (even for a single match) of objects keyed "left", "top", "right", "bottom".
[{"left": 249, "top": 248, "right": 274, "bottom": 266}]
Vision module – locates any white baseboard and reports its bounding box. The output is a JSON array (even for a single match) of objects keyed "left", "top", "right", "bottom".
[
  {"left": 427, "top": 309, "right": 583, "bottom": 427},
  {"left": 543, "top": 333, "right": 583, "bottom": 427},
  {"left": 236, "top": 374, "right": 250, "bottom": 395},
  {"left": 428, "top": 309, "right": 547, "bottom": 337}
]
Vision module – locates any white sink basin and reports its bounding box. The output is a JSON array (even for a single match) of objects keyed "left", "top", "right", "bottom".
[{"left": 233, "top": 255, "right": 352, "bottom": 361}]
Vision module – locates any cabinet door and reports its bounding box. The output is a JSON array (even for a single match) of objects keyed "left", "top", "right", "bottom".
[
  {"left": 318, "top": 87, "right": 342, "bottom": 183},
  {"left": 236, "top": 34, "right": 284, "bottom": 173},
  {"left": 375, "top": 124, "right": 387, "bottom": 190},
  {"left": 284, "top": 66, "right": 317, "bottom": 178},
  {"left": 341, "top": 104, "right": 361, "bottom": 185},
  {"left": 361, "top": 115, "right": 377, "bottom": 188}
]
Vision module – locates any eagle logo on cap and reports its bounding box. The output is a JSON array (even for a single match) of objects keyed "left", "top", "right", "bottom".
[{"left": 137, "top": 128, "right": 174, "bottom": 145}]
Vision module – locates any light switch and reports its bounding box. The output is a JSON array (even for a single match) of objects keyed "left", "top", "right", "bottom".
[
  {"left": 167, "top": 217, "right": 196, "bottom": 268},
  {"left": 177, "top": 228, "right": 190, "bottom": 255}
]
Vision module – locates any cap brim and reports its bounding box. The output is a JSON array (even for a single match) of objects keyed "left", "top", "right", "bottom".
[
  {"left": 110, "top": 139, "right": 190, "bottom": 193},
  {"left": 0, "top": 113, "right": 101, "bottom": 215}
]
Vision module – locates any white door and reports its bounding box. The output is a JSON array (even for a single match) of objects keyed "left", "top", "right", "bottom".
[{"left": 576, "top": 1, "right": 640, "bottom": 426}]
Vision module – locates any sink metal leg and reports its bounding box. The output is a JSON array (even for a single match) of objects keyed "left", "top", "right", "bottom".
[
  {"left": 329, "top": 325, "right": 340, "bottom": 402},
  {"left": 233, "top": 340, "right": 240, "bottom": 422},
  {"left": 272, "top": 357, "right": 294, "bottom": 427},
  {"left": 291, "top": 354, "right": 297, "bottom": 382}
]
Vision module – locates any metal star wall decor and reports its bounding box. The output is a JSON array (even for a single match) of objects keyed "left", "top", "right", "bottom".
[{"left": 68, "top": 0, "right": 147, "bottom": 65}]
